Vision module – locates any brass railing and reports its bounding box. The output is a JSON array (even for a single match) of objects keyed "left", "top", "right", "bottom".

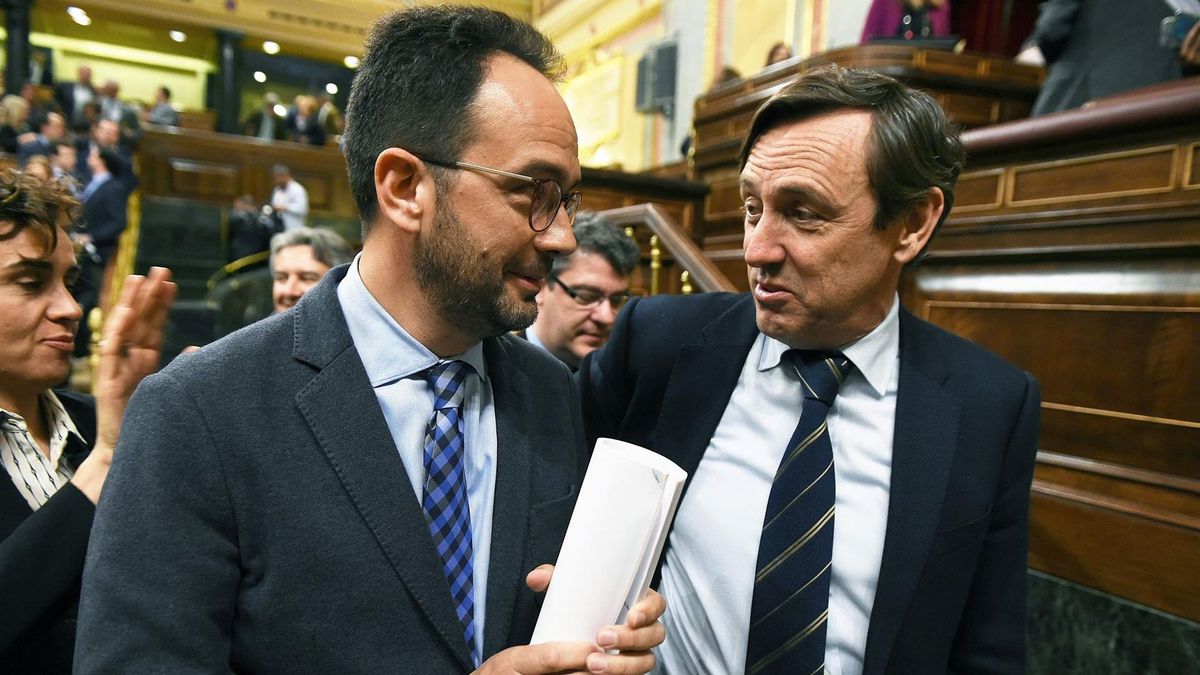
[{"left": 599, "top": 203, "right": 736, "bottom": 295}]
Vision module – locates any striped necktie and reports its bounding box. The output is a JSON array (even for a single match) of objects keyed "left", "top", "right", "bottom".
[
  {"left": 746, "top": 350, "right": 854, "bottom": 675},
  {"left": 422, "top": 360, "right": 478, "bottom": 666}
]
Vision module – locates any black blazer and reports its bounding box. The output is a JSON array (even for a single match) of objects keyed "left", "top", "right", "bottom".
[
  {"left": 82, "top": 176, "right": 130, "bottom": 261},
  {"left": 76, "top": 265, "right": 587, "bottom": 673},
  {"left": 0, "top": 390, "right": 96, "bottom": 674},
  {"left": 578, "top": 293, "right": 1041, "bottom": 675}
]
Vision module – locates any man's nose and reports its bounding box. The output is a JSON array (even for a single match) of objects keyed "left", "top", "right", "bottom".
[
  {"left": 591, "top": 298, "right": 618, "bottom": 326},
  {"left": 535, "top": 210, "right": 577, "bottom": 258},
  {"left": 743, "top": 212, "right": 785, "bottom": 270}
]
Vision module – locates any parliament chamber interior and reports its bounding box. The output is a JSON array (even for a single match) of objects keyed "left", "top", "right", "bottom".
[{"left": 0, "top": 0, "right": 1196, "bottom": 673}]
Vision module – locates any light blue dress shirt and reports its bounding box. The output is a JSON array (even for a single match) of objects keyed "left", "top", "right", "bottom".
[
  {"left": 338, "top": 256, "right": 498, "bottom": 662},
  {"left": 656, "top": 296, "right": 901, "bottom": 675}
]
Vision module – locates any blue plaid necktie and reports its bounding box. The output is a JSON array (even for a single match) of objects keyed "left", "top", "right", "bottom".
[
  {"left": 422, "top": 360, "right": 478, "bottom": 666},
  {"left": 746, "top": 350, "right": 855, "bottom": 675}
]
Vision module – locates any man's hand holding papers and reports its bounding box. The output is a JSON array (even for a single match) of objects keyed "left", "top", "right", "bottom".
[{"left": 473, "top": 564, "right": 665, "bottom": 674}]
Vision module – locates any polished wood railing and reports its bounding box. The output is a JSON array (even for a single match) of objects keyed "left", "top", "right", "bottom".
[{"left": 598, "top": 203, "right": 736, "bottom": 295}]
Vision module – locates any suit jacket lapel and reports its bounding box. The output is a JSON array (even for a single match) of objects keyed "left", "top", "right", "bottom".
[
  {"left": 651, "top": 296, "right": 758, "bottom": 495},
  {"left": 291, "top": 269, "right": 475, "bottom": 671},
  {"left": 480, "top": 337, "right": 532, "bottom": 659},
  {"left": 862, "top": 310, "right": 961, "bottom": 675}
]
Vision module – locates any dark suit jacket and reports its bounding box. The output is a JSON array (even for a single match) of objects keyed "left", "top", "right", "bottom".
[
  {"left": 81, "top": 176, "right": 130, "bottom": 262},
  {"left": 1031, "top": 0, "right": 1182, "bottom": 115},
  {"left": 53, "top": 82, "right": 94, "bottom": 127},
  {"left": 76, "top": 265, "right": 587, "bottom": 673},
  {"left": 578, "top": 293, "right": 1040, "bottom": 675},
  {"left": 0, "top": 390, "right": 96, "bottom": 674},
  {"left": 241, "top": 109, "right": 289, "bottom": 141}
]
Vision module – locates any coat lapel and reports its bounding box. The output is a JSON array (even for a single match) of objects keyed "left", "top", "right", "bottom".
[
  {"left": 290, "top": 269, "right": 475, "bottom": 672},
  {"left": 651, "top": 297, "right": 758, "bottom": 494},
  {"left": 861, "top": 310, "right": 961, "bottom": 675},
  {"left": 480, "top": 337, "right": 533, "bottom": 659}
]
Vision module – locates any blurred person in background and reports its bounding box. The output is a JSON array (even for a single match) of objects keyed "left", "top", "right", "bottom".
[
  {"left": 146, "top": 86, "right": 179, "bottom": 127},
  {"left": 270, "top": 227, "right": 353, "bottom": 313}
]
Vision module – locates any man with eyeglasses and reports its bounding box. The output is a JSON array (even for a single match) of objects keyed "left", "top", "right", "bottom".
[
  {"left": 76, "top": 7, "right": 664, "bottom": 675},
  {"left": 522, "top": 211, "right": 639, "bottom": 371}
]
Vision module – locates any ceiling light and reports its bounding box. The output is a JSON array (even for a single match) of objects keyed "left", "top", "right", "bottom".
[
  {"left": 262, "top": 41, "right": 280, "bottom": 55},
  {"left": 169, "top": 30, "right": 187, "bottom": 43},
  {"left": 273, "top": 104, "right": 288, "bottom": 118},
  {"left": 67, "top": 7, "right": 91, "bottom": 26},
  {"left": 343, "top": 55, "right": 360, "bottom": 69},
  {"left": 253, "top": 71, "right": 267, "bottom": 83},
  {"left": 325, "top": 83, "right": 338, "bottom": 95}
]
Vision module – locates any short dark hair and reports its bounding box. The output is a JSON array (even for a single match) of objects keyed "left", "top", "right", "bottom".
[
  {"left": 96, "top": 147, "right": 124, "bottom": 176},
  {"left": 342, "top": 6, "right": 563, "bottom": 236},
  {"left": 270, "top": 227, "right": 354, "bottom": 271},
  {"left": 550, "top": 211, "right": 639, "bottom": 278},
  {"left": 159, "top": 86, "right": 172, "bottom": 99},
  {"left": 738, "top": 65, "right": 964, "bottom": 260},
  {"left": 0, "top": 168, "right": 78, "bottom": 256}
]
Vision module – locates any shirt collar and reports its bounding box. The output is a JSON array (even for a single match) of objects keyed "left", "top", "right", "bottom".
[
  {"left": 337, "top": 254, "right": 487, "bottom": 387},
  {"left": 0, "top": 390, "right": 87, "bottom": 469},
  {"left": 524, "top": 325, "right": 548, "bottom": 352},
  {"left": 757, "top": 294, "right": 900, "bottom": 397}
]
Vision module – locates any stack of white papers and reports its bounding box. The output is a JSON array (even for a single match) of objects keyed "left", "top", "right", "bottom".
[{"left": 531, "top": 438, "right": 687, "bottom": 645}]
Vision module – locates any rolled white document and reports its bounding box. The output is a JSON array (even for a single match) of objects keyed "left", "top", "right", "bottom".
[{"left": 531, "top": 438, "right": 687, "bottom": 645}]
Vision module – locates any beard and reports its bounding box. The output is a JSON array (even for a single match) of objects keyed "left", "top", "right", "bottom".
[{"left": 412, "top": 200, "right": 546, "bottom": 341}]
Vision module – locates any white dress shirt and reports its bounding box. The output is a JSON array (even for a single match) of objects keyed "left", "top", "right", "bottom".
[
  {"left": 656, "top": 297, "right": 900, "bottom": 675},
  {"left": 271, "top": 179, "right": 309, "bottom": 231},
  {"left": 338, "top": 257, "right": 497, "bottom": 664}
]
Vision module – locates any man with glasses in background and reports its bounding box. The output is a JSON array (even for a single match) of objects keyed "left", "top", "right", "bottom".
[
  {"left": 76, "top": 6, "right": 664, "bottom": 675},
  {"left": 522, "top": 211, "right": 639, "bottom": 371}
]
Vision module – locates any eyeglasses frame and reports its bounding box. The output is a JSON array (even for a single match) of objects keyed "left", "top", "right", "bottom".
[
  {"left": 418, "top": 156, "right": 582, "bottom": 232},
  {"left": 549, "top": 273, "right": 635, "bottom": 311}
]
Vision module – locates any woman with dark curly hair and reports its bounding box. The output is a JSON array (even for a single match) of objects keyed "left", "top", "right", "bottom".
[{"left": 0, "top": 169, "right": 175, "bottom": 671}]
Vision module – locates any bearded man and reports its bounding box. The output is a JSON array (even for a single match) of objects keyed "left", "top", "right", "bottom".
[{"left": 75, "top": 7, "right": 664, "bottom": 675}]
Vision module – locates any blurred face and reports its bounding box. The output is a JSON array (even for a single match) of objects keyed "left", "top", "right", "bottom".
[
  {"left": 741, "top": 110, "right": 915, "bottom": 349},
  {"left": 87, "top": 148, "right": 105, "bottom": 176},
  {"left": 411, "top": 53, "right": 580, "bottom": 341},
  {"left": 52, "top": 145, "right": 76, "bottom": 172},
  {"left": 533, "top": 252, "right": 627, "bottom": 368},
  {"left": 43, "top": 114, "right": 65, "bottom": 141},
  {"left": 273, "top": 171, "right": 289, "bottom": 188},
  {"left": 0, "top": 227, "right": 82, "bottom": 406},
  {"left": 78, "top": 66, "right": 92, "bottom": 85},
  {"left": 272, "top": 244, "right": 328, "bottom": 312},
  {"left": 95, "top": 119, "right": 120, "bottom": 147}
]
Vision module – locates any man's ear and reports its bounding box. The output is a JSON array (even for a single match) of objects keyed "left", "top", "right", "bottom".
[
  {"left": 893, "top": 187, "right": 945, "bottom": 265},
  {"left": 374, "top": 148, "right": 434, "bottom": 235}
]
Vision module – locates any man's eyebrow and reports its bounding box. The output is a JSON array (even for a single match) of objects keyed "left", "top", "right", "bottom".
[{"left": 516, "top": 160, "right": 574, "bottom": 187}]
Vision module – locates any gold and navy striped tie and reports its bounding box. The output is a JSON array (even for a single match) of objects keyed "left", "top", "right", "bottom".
[{"left": 746, "top": 350, "right": 854, "bottom": 675}]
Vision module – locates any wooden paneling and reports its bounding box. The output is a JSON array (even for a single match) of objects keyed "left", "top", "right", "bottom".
[
  {"left": 1009, "top": 147, "right": 1177, "bottom": 206},
  {"left": 899, "top": 83, "right": 1200, "bottom": 621},
  {"left": 1029, "top": 490, "right": 1200, "bottom": 622},
  {"left": 138, "top": 127, "right": 358, "bottom": 221}
]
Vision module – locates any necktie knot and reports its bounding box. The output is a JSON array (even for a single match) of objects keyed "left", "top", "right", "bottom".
[
  {"left": 787, "top": 350, "right": 854, "bottom": 405},
  {"left": 428, "top": 360, "right": 469, "bottom": 411}
]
